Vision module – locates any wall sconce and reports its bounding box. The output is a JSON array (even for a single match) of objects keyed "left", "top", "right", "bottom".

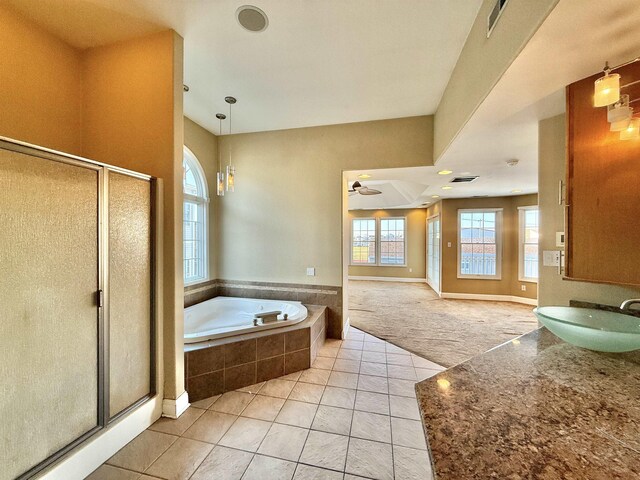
[
  {"left": 593, "top": 58, "right": 640, "bottom": 140},
  {"left": 594, "top": 65, "right": 620, "bottom": 107},
  {"left": 608, "top": 95, "right": 632, "bottom": 131},
  {"left": 620, "top": 118, "right": 640, "bottom": 141}
]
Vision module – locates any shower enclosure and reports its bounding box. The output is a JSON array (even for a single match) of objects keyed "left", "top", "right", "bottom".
[{"left": 0, "top": 138, "right": 157, "bottom": 480}]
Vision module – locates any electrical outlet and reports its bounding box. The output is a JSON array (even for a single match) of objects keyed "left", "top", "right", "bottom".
[
  {"left": 521, "top": 285, "right": 526, "bottom": 291},
  {"left": 409, "top": 268, "right": 413, "bottom": 273},
  {"left": 306, "top": 267, "right": 315, "bottom": 276},
  {"left": 447, "top": 242, "right": 452, "bottom": 248}
]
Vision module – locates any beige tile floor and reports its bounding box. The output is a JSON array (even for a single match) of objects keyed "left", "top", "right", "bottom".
[{"left": 88, "top": 328, "right": 445, "bottom": 480}]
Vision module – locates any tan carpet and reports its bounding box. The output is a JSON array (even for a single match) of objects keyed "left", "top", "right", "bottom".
[{"left": 348, "top": 280, "right": 539, "bottom": 368}]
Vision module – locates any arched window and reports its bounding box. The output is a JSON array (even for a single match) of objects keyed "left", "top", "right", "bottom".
[{"left": 183, "top": 146, "right": 208, "bottom": 284}]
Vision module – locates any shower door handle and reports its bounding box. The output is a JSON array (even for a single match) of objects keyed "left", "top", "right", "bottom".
[{"left": 96, "top": 289, "right": 104, "bottom": 308}]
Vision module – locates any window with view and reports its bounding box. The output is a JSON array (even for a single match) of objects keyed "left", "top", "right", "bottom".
[
  {"left": 458, "top": 209, "right": 502, "bottom": 279},
  {"left": 519, "top": 206, "right": 539, "bottom": 281},
  {"left": 351, "top": 217, "right": 406, "bottom": 266},
  {"left": 351, "top": 218, "right": 376, "bottom": 265},
  {"left": 183, "top": 147, "right": 208, "bottom": 284},
  {"left": 380, "top": 218, "right": 406, "bottom": 265}
]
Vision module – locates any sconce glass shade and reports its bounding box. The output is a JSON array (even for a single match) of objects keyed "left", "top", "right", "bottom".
[
  {"left": 607, "top": 95, "right": 631, "bottom": 122},
  {"left": 217, "top": 171, "right": 225, "bottom": 196},
  {"left": 620, "top": 118, "right": 640, "bottom": 140},
  {"left": 609, "top": 96, "right": 632, "bottom": 131},
  {"left": 594, "top": 73, "right": 620, "bottom": 107},
  {"left": 610, "top": 117, "right": 631, "bottom": 132}
]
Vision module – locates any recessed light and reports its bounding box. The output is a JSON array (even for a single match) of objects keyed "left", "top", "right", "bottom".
[
  {"left": 431, "top": 195, "right": 440, "bottom": 199},
  {"left": 511, "top": 189, "right": 522, "bottom": 193},
  {"left": 438, "top": 170, "right": 453, "bottom": 175},
  {"left": 358, "top": 174, "right": 371, "bottom": 179},
  {"left": 236, "top": 5, "right": 269, "bottom": 32},
  {"left": 441, "top": 186, "right": 453, "bottom": 190}
]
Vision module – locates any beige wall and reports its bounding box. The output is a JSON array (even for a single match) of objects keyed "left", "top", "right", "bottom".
[
  {"left": 184, "top": 116, "right": 219, "bottom": 281},
  {"left": 82, "top": 30, "right": 185, "bottom": 401},
  {"left": 216, "top": 116, "right": 434, "bottom": 287},
  {"left": 348, "top": 208, "right": 427, "bottom": 279},
  {"left": 538, "top": 114, "right": 640, "bottom": 306},
  {"left": 434, "top": 0, "right": 558, "bottom": 161},
  {"left": 428, "top": 194, "right": 538, "bottom": 299},
  {"left": 0, "top": 5, "right": 83, "bottom": 154}
]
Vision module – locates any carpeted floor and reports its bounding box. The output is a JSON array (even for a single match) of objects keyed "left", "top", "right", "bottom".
[{"left": 348, "top": 280, "right": 539, "bottom": 368}]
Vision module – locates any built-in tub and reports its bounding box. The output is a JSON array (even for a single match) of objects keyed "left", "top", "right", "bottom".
[{"left": 184, "top": 296, "right": 308, "bottom": 343}]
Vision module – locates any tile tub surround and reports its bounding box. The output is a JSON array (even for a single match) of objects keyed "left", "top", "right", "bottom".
[
  {"left": 416, "top": 327, "right": 640, "bottom": 479},
  {"left": 185, "top": 305, "right": 327, "bottom": 401},
  {"left": 90, "top": 327, "right": 441, "bottom": 480},
  {"left": 185, "top": 280, "right": 343, "bottom": 338}
]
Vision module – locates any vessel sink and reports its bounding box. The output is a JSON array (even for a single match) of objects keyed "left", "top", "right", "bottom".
[{"left": 533, "top": 306, "right": 640, "bottom": 352}]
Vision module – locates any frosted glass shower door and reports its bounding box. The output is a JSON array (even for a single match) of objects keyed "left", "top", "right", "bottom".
[
  {"left": 108, "top": 172, "right": 154, "bottom": 418},
  {"left": 0, "top": 149, "right": 100, "bottom": 480}
]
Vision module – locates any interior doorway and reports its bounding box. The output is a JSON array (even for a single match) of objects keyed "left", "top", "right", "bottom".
[{"left": 426, "top": 214, "right": 441, "bottom": 294}]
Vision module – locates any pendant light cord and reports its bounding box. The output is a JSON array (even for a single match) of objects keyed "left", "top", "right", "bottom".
[{"left": 219, "top": 116, "right": 223, "bottom": 171}]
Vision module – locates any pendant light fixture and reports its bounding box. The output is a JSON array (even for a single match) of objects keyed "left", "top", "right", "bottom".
[
  {"left": 592, "top": 57, "right": 640, "bottom": 140},
  {"left": 620, "top": 117, "right": 640, "bottom": 141},
  {"left": 225, "top": 96, "right": 237, "bottom": 192},
  {"left": 594, "top": 63, "right": 620, "bottom": 107},
  {"left": 216, "top": 113, "right": 226, "bottom": 196},
  {"left": 607, "top": 94, "right": 632, "bottom": 132}
]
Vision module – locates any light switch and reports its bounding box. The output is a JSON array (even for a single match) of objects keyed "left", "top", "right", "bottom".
[
  {"left": 556, "top": 232, "right": 565, "bottom": 247},
  {"left": 447, "top": 242, "right": 452, "bottom": 248},
  {"left": 543, "top": 250, "right": 560, "bottom": 267},
  {"left": 306, "top": 267, "right": 315, "bottom": 276}
]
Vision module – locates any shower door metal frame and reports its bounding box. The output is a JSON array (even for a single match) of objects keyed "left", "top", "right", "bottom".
[{"left": 0, "top": 137, "right": 157, "bottom": 480}]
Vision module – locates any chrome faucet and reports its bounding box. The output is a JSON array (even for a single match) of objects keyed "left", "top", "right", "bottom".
[{"left": 620, "top": 299, "right": 640, "bottom": 311}]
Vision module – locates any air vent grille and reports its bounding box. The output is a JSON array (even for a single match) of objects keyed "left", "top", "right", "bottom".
[
  {"left": 487, "top": 0, "right": 509, "bottom": 38},
  {"left": 450, "top": 176, "right": 479, "bottom": 183}
]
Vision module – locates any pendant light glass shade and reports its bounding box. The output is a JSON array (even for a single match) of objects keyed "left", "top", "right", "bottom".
[
  {"left": 610, "top": 117, "right": 631, "bottom": 132},
  {"left": 607, "top": 95, "right": 631, "bottom": 122},
  {"left": 620, "top": 118, "right": 640, "bottom": 140},
  {"left": 226, "top": 165, "right": 235, "bottom": 192},
  {"left": 217, "top": 171, "right": 225, "bottom": 196},
  {"left": 594, "top": 72, "right": 620, "bottom": 107}
]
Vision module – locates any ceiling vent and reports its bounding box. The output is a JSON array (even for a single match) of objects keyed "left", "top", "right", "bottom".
[
  {"left": 236, "top": 5, "right": 269, "bottom": 32},
  {"left": 487, "top": 0, "right": 509, "bottom": 38},
  {"left": 450, "top": 176, "right": 479, "bottom": 183}
]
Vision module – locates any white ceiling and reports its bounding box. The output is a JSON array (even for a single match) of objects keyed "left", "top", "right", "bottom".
[
  {"left": 345, "top": 161, "right": 537, "bottom": 211},
  {"left": 6, "top": 0, "right": 483, "bottom": 135}
]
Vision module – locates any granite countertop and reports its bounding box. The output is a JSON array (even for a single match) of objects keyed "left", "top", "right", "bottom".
[{"left": 416, "top": 327, "right": 640, "bottom": 479}]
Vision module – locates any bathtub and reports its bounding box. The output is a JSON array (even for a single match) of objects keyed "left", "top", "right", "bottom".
[{"left": 184, "top": 296, "right": 308, "bottom": 344}]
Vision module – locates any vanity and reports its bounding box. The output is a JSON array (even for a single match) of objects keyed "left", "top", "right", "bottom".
[{"left": 416, "top": 326, "right": 640, "bottom": 479}]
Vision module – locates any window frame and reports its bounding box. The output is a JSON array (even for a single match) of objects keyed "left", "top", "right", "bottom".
[
  {"left": 518, "top": 205, "right": 539, "bottom": 283},
  {"left": 183, "top": 146, "right": 209, "bottom": 286},
  {"left": 457, "top": 208, "right": 503, "bottom": 280},
  {"left": 378, "top": 216, "right": 407, "bottom": 267},
  {"left": 350, "top": 217, "right": 377, "bottom": 266},
  {"left": 349, "top": 216, "right": 407, "bottom": 267}
]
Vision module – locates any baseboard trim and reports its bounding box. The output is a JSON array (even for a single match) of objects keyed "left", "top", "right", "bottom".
[
  {"left": 41, "top": 396, "right": 162, "bottom": 480},
  {"left": 348, "top": 276, "right": 427, "bottom": 283},
  {"left": 440, "top": 292, "right": 538, "bottom": 306},
  {"left": 342, "top": 317, "right": 351, "bottom": 340},
  {"left": 162, "top": 390, "right": 190, "bottom": 419}
]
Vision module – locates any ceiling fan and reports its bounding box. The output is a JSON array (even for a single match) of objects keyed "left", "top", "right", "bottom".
[{"left": 348, "top": 180, "right": 381, "bottom": 196}]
